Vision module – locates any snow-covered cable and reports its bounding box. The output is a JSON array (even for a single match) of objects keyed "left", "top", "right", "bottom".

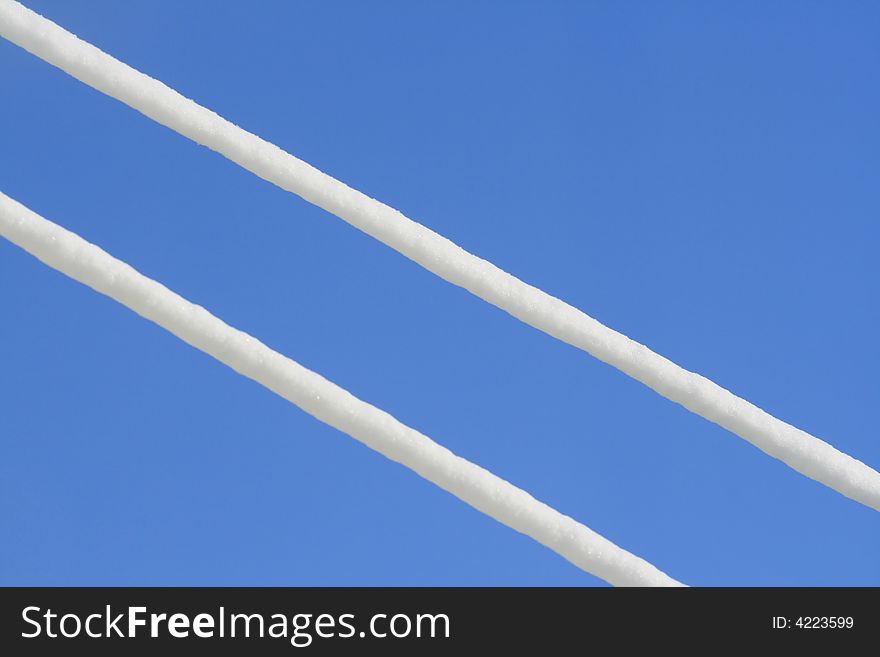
[
  {"left": 1, "top": 0, "right": 878, "bottom": 512},
  {"left": 0, "top": 190, "right": 683, "bottom": 587}
]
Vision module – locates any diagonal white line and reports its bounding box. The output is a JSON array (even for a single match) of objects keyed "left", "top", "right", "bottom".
[
  {"left": 1, "top": 0, "right": 878, "bottom": 511},
  {"left": 0, "top": 190, "right": 684, "bottom": 587}
]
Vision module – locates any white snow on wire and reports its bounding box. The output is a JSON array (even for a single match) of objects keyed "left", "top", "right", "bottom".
[
  {"left": 1, "top": 0, "right": 878, "bottom": 512},
  {"left": 0, "top": 190, "right": 683, "bottom": 587}
]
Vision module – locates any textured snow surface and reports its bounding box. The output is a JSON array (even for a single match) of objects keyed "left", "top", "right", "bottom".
[
  {"left": 1, "top": 0, "right": 878, "bottom": 512},
  {"left": 0, "top": 191, "right": 683, "bottom": 587}
]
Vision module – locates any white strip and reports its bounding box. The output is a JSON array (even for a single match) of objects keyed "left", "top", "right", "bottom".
[
  {"left": 0, "top": 191, "right": 683, "bottom": 587},
  {"left": 2, "top": 0, "right": 878, "bottom": 512}
]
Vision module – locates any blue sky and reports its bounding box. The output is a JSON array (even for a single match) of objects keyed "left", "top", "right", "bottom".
[{"left": 1, "top": 1, "right": 878, "bottom": 586}]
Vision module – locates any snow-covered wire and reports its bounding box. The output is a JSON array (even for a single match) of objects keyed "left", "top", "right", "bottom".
[
  {"left": 0, "top": 190, "right": 683, "bottom": 587},
  {"left": 1, "top": 0, "right": 878, "bottom": 512}
]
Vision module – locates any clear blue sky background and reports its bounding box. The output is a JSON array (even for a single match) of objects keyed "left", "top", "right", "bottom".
[{"left": 1, "top": 1, "right": 878, "bottom": 586}]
